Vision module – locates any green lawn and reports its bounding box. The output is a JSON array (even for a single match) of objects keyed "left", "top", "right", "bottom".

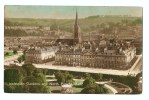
[
  {"left": 50, "top": 86, "right": 83, "bottom": 93},
  {"left": 72, "top": 87, "right": 83, "bottom": 93},
  {"left": 4, "top": 51, "right": 15, "bottom": 58},
  {"left": 48, "top": 78, "right": 84, "bottom": 93},
  {"left": 50, "top": 86, "right": 61, "bottom": 92},
  {"left": 73, "top": 80, "right": 84, "bottom": 86},
  {"left": 47, "top": 77, "right": 113, "bottom": 94}
]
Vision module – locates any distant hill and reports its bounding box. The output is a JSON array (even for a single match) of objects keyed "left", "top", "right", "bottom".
[{"left": 4, "top": 15, "right": 142, "bottom": 35}]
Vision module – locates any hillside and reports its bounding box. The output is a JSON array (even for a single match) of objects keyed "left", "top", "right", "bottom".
[
  {"left": 5, "top": 15, "right": 141, "bottom": 29},
  {"left": 4, "top": 15, "right": 142, "bottom": 37}
]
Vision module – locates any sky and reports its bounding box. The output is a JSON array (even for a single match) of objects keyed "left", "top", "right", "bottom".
[{"left": 4, "top": 6, "right": 142, "bottom": 19}]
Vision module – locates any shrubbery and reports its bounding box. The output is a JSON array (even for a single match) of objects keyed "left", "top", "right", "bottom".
[{"left": 4, "top": 64, "right": 49, "bottom": 93}]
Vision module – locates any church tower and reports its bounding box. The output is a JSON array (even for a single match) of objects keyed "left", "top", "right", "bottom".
[{"left": 74, "top": 11, "right": 81, "bottom": 44}]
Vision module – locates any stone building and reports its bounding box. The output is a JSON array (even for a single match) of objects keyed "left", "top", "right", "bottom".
[
  {"left": 55, "top": 40, "right": 136, "bottom": 70},
  {"left": 25, "top": 46, "right": 58, "bottom": 64}
]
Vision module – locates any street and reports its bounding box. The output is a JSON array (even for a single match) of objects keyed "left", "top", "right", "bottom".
[{"left": 33, "top": 55, "right": 142, "bottom": 76}]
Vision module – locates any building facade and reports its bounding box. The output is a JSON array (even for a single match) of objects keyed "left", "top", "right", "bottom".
[
  {"left": 55, "top": 40, "right": 136, "bottom": 70},
  {"left": 25, "top": 46, "right": 58, "bottom": 64}
]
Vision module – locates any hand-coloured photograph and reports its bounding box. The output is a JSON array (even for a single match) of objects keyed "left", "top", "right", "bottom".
[{"left": 4, "top": 6, "right": 142, "bottom": 94}]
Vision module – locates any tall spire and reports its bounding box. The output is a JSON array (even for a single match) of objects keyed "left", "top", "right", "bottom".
[
  {"left": 74, "top": 10, "right": 79, "bottom": 39},
  {"left": 76, "top": 10, "right": 78, "bottom": 24},
  {"left": 75, "top": 10, "right": 78, "bottom": 26},
  {"left": 74, "top": 10, "right": 81, "bottom": 44}
]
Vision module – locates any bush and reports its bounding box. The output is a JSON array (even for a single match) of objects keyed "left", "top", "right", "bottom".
[
  {"left": 18, "top": 55, "right": 25, "bottom": 63},
  {"left": 55, "top": 71, "right": 74, "bottom": 85},
  {"left": 81, "top": 84, "right": 108, "bottom": 94},
  {"left": 13, "top": 50, "right": 18, "bottom": 54},
  {"left": 83, "top": 76, "right": 96, "bottom": 87},
  {"left": 4, "top": 64, "right": 50, "bottom": 93}
]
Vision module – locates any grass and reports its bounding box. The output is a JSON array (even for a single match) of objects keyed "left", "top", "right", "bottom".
[
  {"left": 73, "top": 80, "right": 84, "bottom": 86},
  {"left": 72, "top": 87, "right": 83, "bottom": 93},
  {"left": 50, "top": 86, "right": 61, "bottom": 91},
  {"left": 49, "top": 79, "right": 84, "bottom": 93},
  {"left": 4, "top": 51, "right": 15, "bottom": 58},
  {"left": 50, "top": 86, "right": 83, "bottom": 93},
  {"left": 47, "top": 77, "right": 113, "bottom": 94}
]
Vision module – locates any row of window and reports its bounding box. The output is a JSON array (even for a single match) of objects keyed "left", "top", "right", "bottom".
[
  {"left": 55, "top": 61, "right": 127, "bottom": 68},
  {"left": 55, "top": 60, "right": 126, "bottom": 65},
  {"left": 55, "top": 56, "right": 127, "bottom": 62},
  {"left": 56, "top": 54, "right": 129, "bottom": 58}
]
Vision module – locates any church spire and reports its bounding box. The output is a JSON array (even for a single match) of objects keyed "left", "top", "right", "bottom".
[
  {"left": 74, "top": 10, "right": 81, "bottom": 44},
  {"left": 75, "top": 10, "right": 78, "bottom": 26}
]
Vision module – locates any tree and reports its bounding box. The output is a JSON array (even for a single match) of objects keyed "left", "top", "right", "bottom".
[
  {"left": 4, "top": 68, "right": 22, "bottom": 83},
  {"left": 92, "top": 73, "right": 103, "bottom": 81},
  {"left": 5, "top": 52, "right": 9, "bottom": 56},
  {"left": 50, "top": 23, "right": 58, "bottom": 31},
  {"left": 95, "top": 84, "right": 108, "bottom": 94},
  {"left": 23, "top": 70, "right": 49, "bottom": 93},
  {"left": 136, "top": 47, "right": 142, "bottom": 55},
  {"left": 64, "top": 71, "right": 74, "bottom": 83},
  {"left": 4, "top": 68, "right": 24, "bottom": 93},
  {"left": 83, "top": 76, "right": 96, "bottom": 87},
  {"left": 4, "top": 20, "right": 13, "bottom": 26},
  {"left": 17, "top": 55, "right": 25, "bottom": 63},
  {"left": 81, "top": 84, "right": 108, "bottom": 94},
  {"left": 13, "top": 50, "right": 18, "bottom": 54},
  {"left": 4, "top": 64, "right": 50, "bottom": 93},
  {"left": 23, "top": 67, "right": 49, "bottom": 93},
  {"left": 55, "top": 71, "right": 74, "bottom": 85},
  {"left": 4, "top": 82, "right": 25, "bottom": 93},
  {"left": 82, "top": 87, "right": 96, "bottom": 94},
  {"left": 99, "top": 74, "right": 103, "bottom": 81},
  {"left": 84, "top": 73, "right": 91, "bottom": 78},
  {"left": 55, "top": 71, "right": 65, "bottom": 85},
  {"left": 22, "top": 64, "right": 35, "bottom": 76}
]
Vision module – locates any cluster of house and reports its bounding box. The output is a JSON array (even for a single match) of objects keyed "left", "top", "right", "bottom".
[
  {"left": 4, "top": 26, "right": 50, "bottom": 30},
  {"left": 4, "top": 37, "right": 57, "bottom": 51}
]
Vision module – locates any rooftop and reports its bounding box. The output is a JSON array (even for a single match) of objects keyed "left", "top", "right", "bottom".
[{"left": 56, "top": 39, "right": 136, "bottom": 56}]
